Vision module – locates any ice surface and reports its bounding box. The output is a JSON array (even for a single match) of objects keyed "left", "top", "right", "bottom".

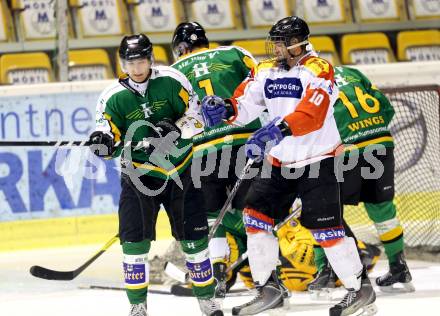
[{"left": 1, "top": 240, "right": 439, "bottom": 316}]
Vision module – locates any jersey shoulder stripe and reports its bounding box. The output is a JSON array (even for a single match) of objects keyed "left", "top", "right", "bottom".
[
  {"left": 97, "top": 80, "right": 126, "bottom": 110},
  {"left": 171, "top": 46, "right": 236, "bottom": 65},
  {"left": 152, "top": 65, "right": 193, "bottom": 90},
  {"left": 229, "top": 45, "right": 255, "bottom": 58}
]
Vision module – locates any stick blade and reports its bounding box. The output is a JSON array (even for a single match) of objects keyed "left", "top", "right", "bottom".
[
  {"left": 170, "top": 284, "right": 194, "bottom": 297},
  {"left": 163, "top": 262, "right": 188, "bottom": 283},
  {"left": 30, "top": 265, "right": 75, "bottom": 281}
]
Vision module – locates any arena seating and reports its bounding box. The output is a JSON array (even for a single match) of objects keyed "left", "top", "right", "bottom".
[
  {"left": 341, "top": 32, "right": 396, "bottom": 64},
  {"left": 0, "top": 0, "right": 13, "bottom": 41},
  {"left": 127, "top": 0, "right": 185, "bottom": 34},
  {"left": 69, "top": 0, "right": 127, "bottom": 37},
  {"left": 0, "top": 0, "right": 438, "bottom": 82},
  {"left": 0, "top": 52, "right": 53, "bottom": 84},
  {"left": 68, "top": 49, "right": 113, "bottom": 81},
  {"left": 243, "top": 0, "right": 292, "bottom": 28},
  {"left": 298, "top": 0, "right": 351, "bottom": 24},
  {"left": 187, "top": 0, "right": 243, "bottom": 31},
  {"left": 231, "top": 40, "right": 266, "bottom": 61},
  {"left": 397, "top": 29, "right": 440, "bottom": 61},
  {"left": 353, "top": 0, "right": 405, "bottom": 22},
  {"left": 309, "top": 36, "right": 341, "bottom": 65}
]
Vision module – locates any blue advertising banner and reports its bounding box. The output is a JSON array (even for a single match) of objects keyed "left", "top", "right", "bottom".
[{"left": 0, "top": 81, "right": 122, "bottom": 221}]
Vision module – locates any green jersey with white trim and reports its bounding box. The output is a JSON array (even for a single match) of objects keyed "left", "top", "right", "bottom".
[
  {"left": 95, "top": 66, "right": 198, "bottom": 179},
  {"left": 333, "top": 66, "right": 395, "bottom": 153}
]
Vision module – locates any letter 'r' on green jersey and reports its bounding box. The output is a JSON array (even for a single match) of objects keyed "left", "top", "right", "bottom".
[{"left": 333, "top": 66, "right": 395, "bottom": 153}]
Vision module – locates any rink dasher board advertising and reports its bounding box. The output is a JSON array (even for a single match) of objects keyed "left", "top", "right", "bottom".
[
  {"left": 0, "top": 146, "right": 121, "bottom": 221},
  {"left": 0, "top": 80, "right": 122, "bottom": 221}
]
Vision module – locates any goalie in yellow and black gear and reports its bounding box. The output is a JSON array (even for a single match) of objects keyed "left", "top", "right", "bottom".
[
  {"left": 226, "top": 217, "right": 316, "bottom": 292},
  {"left": 225, "top": 216, "right": 381, "bottom": 292}
]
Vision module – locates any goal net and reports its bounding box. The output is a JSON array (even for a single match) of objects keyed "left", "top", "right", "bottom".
[{"left": 345, "top": 85, "right": 440, "bottom": 254}]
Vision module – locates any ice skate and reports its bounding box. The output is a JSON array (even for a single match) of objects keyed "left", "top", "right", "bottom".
[
  {"left": 329, "top": 270, "right": 377, "bottom": 316},
  {"left": 198, "top": 297, "right": 224, "bottom": 316},
  {"left": 308, "top": 261, "right": 337, "bottom": 300},
  {"left": 231, "top": 280, "right": 285, "bottom": 315},
  {"left": 128, "top": 301, "right": 148, "bottom": 316},
  {"left": 376, "top": 252, "right": 415, "bottom": 293},
  {"left": 213, "top": 262, "right": 227, "bottom": 299}
]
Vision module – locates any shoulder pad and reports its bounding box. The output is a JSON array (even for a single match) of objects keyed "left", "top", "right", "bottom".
[
  {"left": 303, "top": 57, "right": 331, "bottom": 76},
  {"left": 255, "top": 59, "right": 277, "bottom": 74}
]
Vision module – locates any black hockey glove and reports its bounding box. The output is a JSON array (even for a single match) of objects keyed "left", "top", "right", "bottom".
[{"left": 88, "top": 131, "right": 115, "bottom": 157}]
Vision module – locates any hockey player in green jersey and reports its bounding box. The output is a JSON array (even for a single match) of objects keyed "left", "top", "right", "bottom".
[
  {"left": 309, "top": 66, "right": 414, "bottom": 296},
  {"left": 171, "top": 22, "right": 262, "bottom": 298},
  {"left": 88, "top": 34, "right": 222, "bottom": 316}
]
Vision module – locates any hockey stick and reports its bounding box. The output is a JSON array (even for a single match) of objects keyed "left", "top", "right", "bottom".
[
  {"left": 29, "top": 234, "right": 119, "bottom": 281},
  {"left": 0, "top": 140, "right": 93, "bottom": 147},
  {"left": 79, "top": 284, "right": 172, "bottom": 295},
  {"left": 165, "top": 203, "right": 302, "bottom": 283},
  {"left": 0, "top": 140, "right": 144, "bottom": 148},
  {"left": 163, "top": 158, "right": 255, "bottom": 283},
  {"left": 169, "top": 284, "right": 253, "bottom": 297},
  {"left": 79, "top": 284, "right": 253, "bottom": 297},
  {"left": 207, "top": 158, "right": 255, "bottom": 242}
]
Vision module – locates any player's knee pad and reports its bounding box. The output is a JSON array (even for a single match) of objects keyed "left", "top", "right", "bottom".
[
  {"left": 243, "top": 208, "right": 278, "bottom": 284},
  {"left": 122, "top": 240, "right": 151, "bottom": 291},
  {"left": 247, "top": 230, "right": 279, "bottom": 285},
  {"left": 181, "top": 238, "right": 214, "bottom": 287},
  {"left": 310, "top": 226, "right": 345, "bottom": 248},
  {"left": 243, "top": 207, "right": 274, "bottom": 234},
  {"left": 323, "top": 237, "right": 363, "bottom": 290}
]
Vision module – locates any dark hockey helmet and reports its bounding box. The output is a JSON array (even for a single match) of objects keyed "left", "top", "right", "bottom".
[
  {"left": 268, "top": 16, "right": 310, "bottom": 45},
  {"left": 119, "top": 34, "right": 153, "bottom": 61},
  {"left": 266, "top": 16, "right": 310, "bottom": 64},
  {"left": 172, "top": 22, "right": 209, "bottom": 57}
]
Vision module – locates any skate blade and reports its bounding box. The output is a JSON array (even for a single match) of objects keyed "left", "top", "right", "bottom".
[
  {"left": 379, "top": 281, "right": 415, "bottom": 293},
  {"left": 234, "top": 297, "right": 284, "bottom": 315},
  {"left": 309, "top": 288, "right": 334, "bottom": 301},
  {"left": 355, "top": 303, "right": 378, "bottom": 316},
  {"left": 267, "top": 300, "right": 288, "bottom": 315}
]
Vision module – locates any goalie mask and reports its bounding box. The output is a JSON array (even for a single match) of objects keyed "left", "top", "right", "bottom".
[
  {"left": 266, "top": 16, "right": 311, "bottom": 68},
  {"left": 172, "top": 22, "right": 209, "bottom": 58}
]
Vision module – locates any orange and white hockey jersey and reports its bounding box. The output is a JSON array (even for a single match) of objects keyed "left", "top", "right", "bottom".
[{"left": 229, "top": 52, "right": 341, "bottom": 168}]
